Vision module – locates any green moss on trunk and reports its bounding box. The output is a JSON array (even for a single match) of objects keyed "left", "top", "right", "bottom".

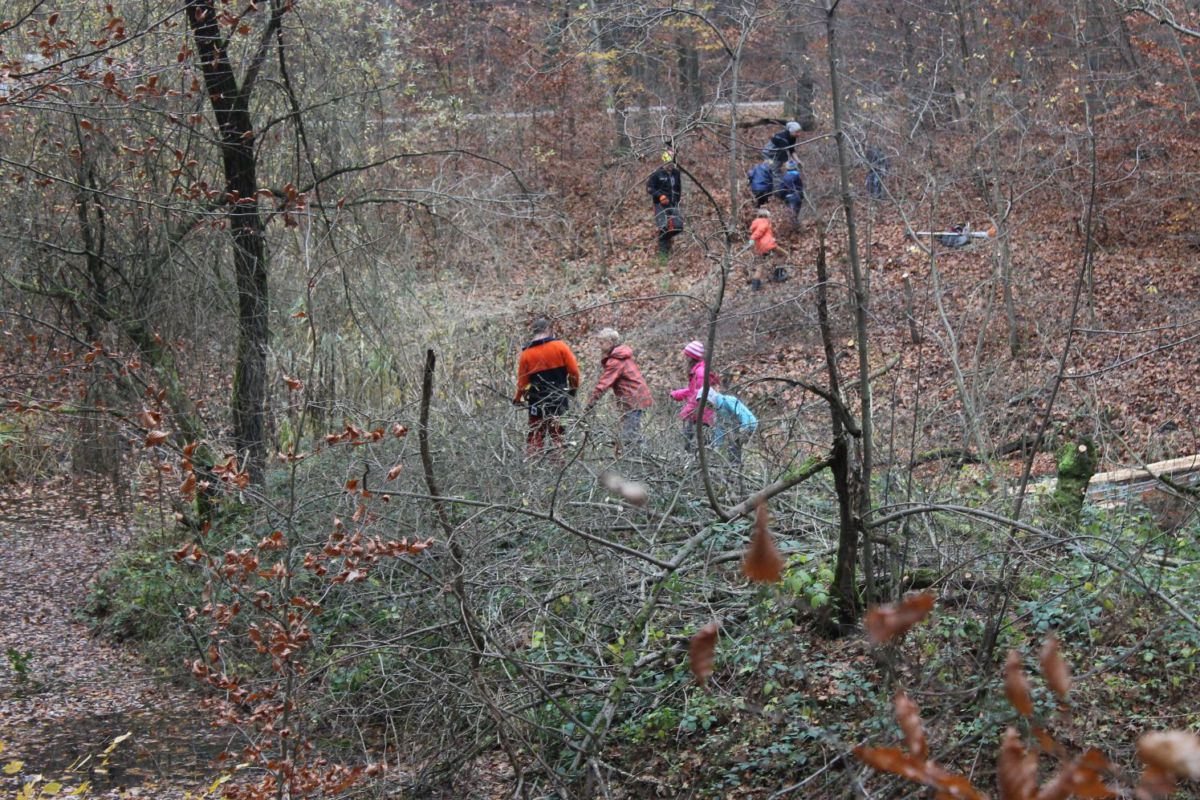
[{"left": 1046, "top": 438, "right": 1097, "bottom": 528}]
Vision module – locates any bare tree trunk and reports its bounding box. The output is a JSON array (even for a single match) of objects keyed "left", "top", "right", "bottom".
[
  {"left": 587, "top": 0, "right": 632, "bottom": 151},
  {"left": 783, "top": 8, "right": 816, "bottom": 130},
  {"left": 998, "top": 224, "right": 1020, "bottom": 357},
  {"left": 693, "top": 20, "right": 745, "bottom": 513},
  {"left": 65, "top": 124, "right": 215, "bottom": 516},
  {"left": 1088, "top": 0, "right": 1144, "bottom": 80},
  {"left": 1168, "top": 26, "right": 1200, "bottom": 113},
  {"left": 826, "top": 0, "right": 877, "bottom": 605},
  {"left": 951, "top": 0, "right": 1022, "bottom": 357},
  {"left": 70, "top": 152, "right": 123, "bottom": 485},
  {"left": 816, "top": 232, "right": 859, "bottom": 628},
  {"left": 902, "top": 273, "right": 922, "bottom": 345},
  {"left": 676, "top": 32, "right": 703, "bottom": 114},
  {"left": 186, "top": 0, "right": 279, "bottom": 484}
]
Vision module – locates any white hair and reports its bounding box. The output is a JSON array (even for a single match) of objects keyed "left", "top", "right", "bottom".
[{"left": 597, "top": 327, "right": 621, "bottom": 344}]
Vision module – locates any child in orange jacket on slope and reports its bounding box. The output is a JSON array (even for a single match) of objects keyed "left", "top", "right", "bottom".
[{"left": 748, "top": 208, "right": 787, "bottom": 289}]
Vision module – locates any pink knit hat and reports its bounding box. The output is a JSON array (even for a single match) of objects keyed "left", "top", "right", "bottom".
[{"left": 682, "top": 340, "right": 705, "bottom": 360}]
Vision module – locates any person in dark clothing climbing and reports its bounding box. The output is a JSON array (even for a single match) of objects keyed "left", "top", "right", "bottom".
[
  {"left": 763, "top": 121, "right": 802, "bottom": 166},
  {"left": 780, "top": 161, "right": 804, "bottom": 221},
  {"left": 647, "top": 150, "right": 683, "bottom": 257},
  {"left": 866, "top": 146, "right": 888, "bottom": 200},
  {"left": 514, "top": 317, "right": 582, "bottom": 458},
  {"left": 748, "top": 159, "right": 775, "bottom": 208}
]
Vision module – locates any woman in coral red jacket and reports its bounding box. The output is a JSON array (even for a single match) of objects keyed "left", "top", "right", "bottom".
[{"left": 586, "top": 328, "right": 652, "bottom": 449}]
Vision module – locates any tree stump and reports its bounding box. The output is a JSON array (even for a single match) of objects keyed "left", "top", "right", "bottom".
[{"left": 1045, "top": 439, "right": 1097, "bottom": 528}]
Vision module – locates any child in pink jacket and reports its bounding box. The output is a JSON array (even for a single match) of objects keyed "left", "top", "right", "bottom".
[
  {"left": 748, "top": 209, "right": 787, "bottom": 289},
  {"left": 670, "top": 340, "right": 718, "bottom": 448}
]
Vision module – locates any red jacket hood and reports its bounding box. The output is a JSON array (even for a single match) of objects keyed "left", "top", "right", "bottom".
[{"left": 606, "top": 345, "right": 634, "bottom": 360}]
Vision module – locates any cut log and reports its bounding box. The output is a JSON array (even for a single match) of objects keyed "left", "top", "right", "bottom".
[{"left": 1089, "top": 454, "right": 1200, "bottom": 486}]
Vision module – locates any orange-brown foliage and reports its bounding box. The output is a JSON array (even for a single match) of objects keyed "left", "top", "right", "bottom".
[
  {"left": 742, "top": 501, "right": 783, "bottom": 583},
  {"left": 865, "top": 592, "right": 935, "bottom": 644},
  {"left": 688, "top": 621, "right": 719, "bottom": 686},
  {"left": 1004, "top": 650, "right": 1034, "bottom": 718},
  {"left": 1039, "top": 636, "right": 1072, "bottom": 702}
]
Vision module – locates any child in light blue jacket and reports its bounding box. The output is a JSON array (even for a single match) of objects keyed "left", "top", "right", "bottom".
[{"left": 707, "top": 390, "right": 758, "bottom": 466}]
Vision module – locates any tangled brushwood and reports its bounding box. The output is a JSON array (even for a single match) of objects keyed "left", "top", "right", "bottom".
[{"left": 856, "top": 596, "right": 1200, "bottom": 799}]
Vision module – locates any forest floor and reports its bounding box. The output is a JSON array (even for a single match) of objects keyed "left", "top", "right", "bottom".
[
  {"left": 3, "top": 120, "right": 1198, "bottom": 799},
  {"left": 511, "top": 187, "right": 1200, "bottom": 478},
  {"left": 0, "top": 479, "right": 226, "bottom": 798}
]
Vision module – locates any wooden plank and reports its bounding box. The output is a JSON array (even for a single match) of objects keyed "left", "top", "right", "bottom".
[{"left": 1090, "top": 454, "right": 1200, "bottom": 486}]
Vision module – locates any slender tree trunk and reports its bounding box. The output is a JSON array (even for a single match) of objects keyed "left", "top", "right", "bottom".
[
  {"left": 999, "top": 222, "right": 1020, "bottom": 356},
  {"left": 826, "top": 0, "right": 876, "bottom": 604},
  {"left": 952, "top": 0, "right": 1021, "bottom": 357},
  {"left": 229, "top": 168, "right": 270, "bottom": 485},
  {"left": 816, "top": 232, "right": 858, "bottom": 628},
  {"left": 68, "top": 135, "right": 215, "bottom": 515},
  {"left": 71, "top": 159, "right": 122, "bottom": 482},
  {"left": 783, "top": 9, "right": 816, "bottom": 130},
  {"left": 187, "top": 0, "right": 272, "bottom": 483},
  {"left": 587, "top": 0, "right": 631, "bottom": 150},
  {"left": 902, "top": 272, "right": 921, "bottom": 345},
  {"left": 1170, "top": 27, "right": 1200, "bottom": 114},
  {"left": 676, "top": 32, "right": 703, "bottom": 114}
]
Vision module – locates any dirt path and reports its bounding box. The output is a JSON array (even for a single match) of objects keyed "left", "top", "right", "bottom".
[{"left": 0, "top": 480, "right": 224, "bottom": 798}]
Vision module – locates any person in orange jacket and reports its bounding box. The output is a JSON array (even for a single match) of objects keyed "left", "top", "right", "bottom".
[
  {"left": 748, "top": 208, "right": 787, "bottom": 290},
  {"left": 514, "top": 317, "right": 581, "bottom": 457}
]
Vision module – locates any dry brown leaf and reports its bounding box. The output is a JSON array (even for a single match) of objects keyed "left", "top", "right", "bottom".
[
  {"left": 136, "top": 409, "right": 161, "bottom": 428},
  {"left": 1137, "top": 730, "right": 1200, "bottom": 780},
  {"left": 619, "top": 481, "right": 649, "bottom": 506},
  {"left": 144, "top": 429, "right": 169, "bottom": 447},
  {"left": 855, "top": 746, "right": 986, "bottom": 799},
  {"left": 742, "top": 501, "right": 783, "bottom": 583},
  {"left": 688, "top": 621, "right": 718, "bottom": 686},
  {"left": 282, "top": 374, "right": 303, "bottom": 391},
  {"left": 997, "top": 727, "right": 1038, "bottom": 800},
  {"left": 894, "top": 692, "right": 928, "bottom": 762},
  {"left": 1004, "top": 650, "right": 1034, "bottom": 717},
  {"left": 599, "top": 472, "right": 649, "bottom": 506},
  {"left": 865, "top": 592, "right": 935, "bottom": 644},
  {"left": 935, "top": 772, "right": 988, "bottom": 800},
  {"left": 386, "top": 464, "right": 403, "bottom": 481},
  {"left": 855, "top": 746, "right": 929, "bottom": 784},
  {"left": 1039, "top": 636, "right": 1072, "bottom": 702},
  {"left": 1032, "top": 727, "right": 1067, "bottom": 759},
  {"left": 1134, "top": 764, "right": 1177, "bottom": 799},
  {"left": 1035, "top": 749, "right": 1115, "bottom": 800}
]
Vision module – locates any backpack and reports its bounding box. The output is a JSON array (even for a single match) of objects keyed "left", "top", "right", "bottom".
[
  {"left": 748, "top": 164, "right": 774, "bottom": 195},
  {"left": 655, "top": 205, "right": 685, "bottom": 235}
]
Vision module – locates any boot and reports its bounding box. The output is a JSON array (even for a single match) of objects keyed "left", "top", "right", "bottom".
[
  {"left": 772, "top": 266, "right": 789, "bottom": 282},
  {"left": 657, "top": 233, "right": 672, "bottom": 260},
  {"left": 750, "top": 278, "right": 762, "bottom": 291}
]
